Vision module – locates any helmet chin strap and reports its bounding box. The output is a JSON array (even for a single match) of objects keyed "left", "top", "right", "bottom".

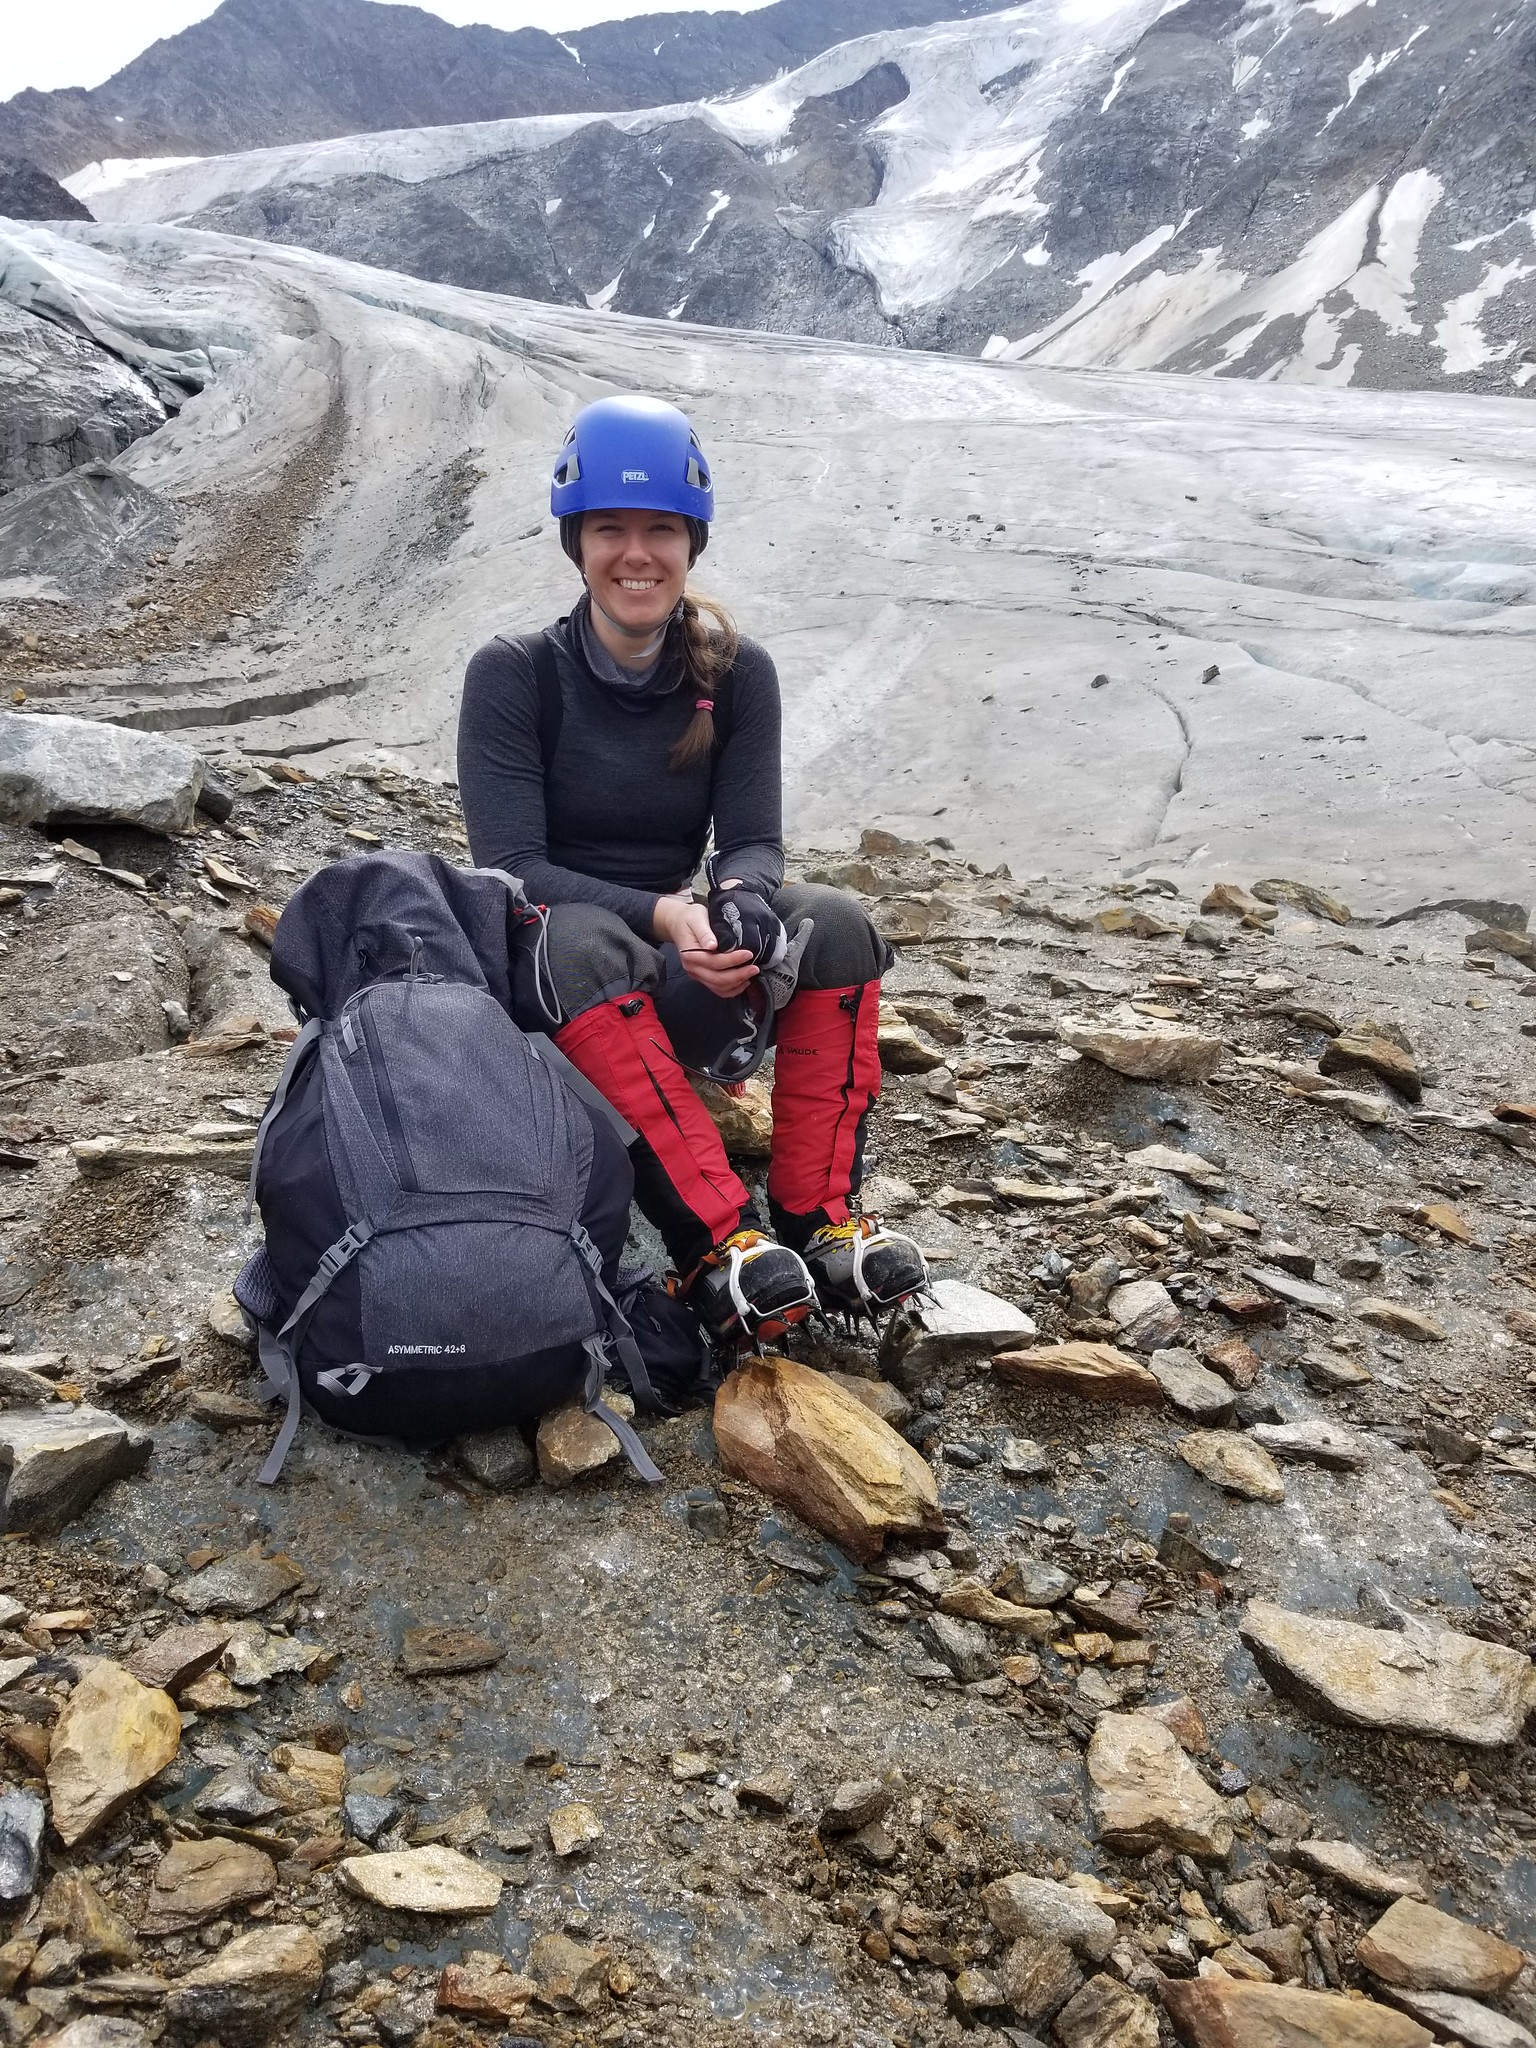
[{"left": 586, "top": 583, "right": 685, "bottom": 665}]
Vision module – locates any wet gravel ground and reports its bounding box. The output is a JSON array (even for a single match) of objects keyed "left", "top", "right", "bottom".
[{"left": 4, "top": 770, "right": 1536, "bottom": 2044}]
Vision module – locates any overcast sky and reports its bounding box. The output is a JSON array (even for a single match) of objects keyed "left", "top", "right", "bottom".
[{"left": 2, "top": 0, "right": 773, "bottom": 101}]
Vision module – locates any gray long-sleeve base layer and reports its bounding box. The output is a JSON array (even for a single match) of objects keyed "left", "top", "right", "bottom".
[{"left": 457, "top": 609, "right": 785, "bottom": 938}]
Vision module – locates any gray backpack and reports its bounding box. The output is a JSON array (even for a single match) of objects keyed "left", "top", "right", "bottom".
[{"left": 233, "top": 850, "right": 660, "bottom": 1483}]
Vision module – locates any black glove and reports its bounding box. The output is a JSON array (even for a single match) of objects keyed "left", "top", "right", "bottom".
[{"left": 706, "top": 882, "right": 787, "bottom": 971}]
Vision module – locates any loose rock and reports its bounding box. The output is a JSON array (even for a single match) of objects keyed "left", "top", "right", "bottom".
[
  {"left": 454, "top": 1427, "right": 535, "bottom": 1490},
  {"left": 999, "top": 1934, "right": 1083, "bottom": 2026},
  {"left": 399, "top": 1625, "right": 502, "bottom": 1677},
  {"left": 713, "top": 1353, "right": 944, "bottom": 1562},
  {"left": 163, "top": 1924, "right": 324, "bottom": 2048},
  {"left": 1163, "top": 1977, "right": 1430, "bottom": 2045},
  {"left": 0, "top": 1789, "right": 44, "bottom": 1903},
  {"left": 1058, "top": 1018, "right": 1224, "bottom": 1082},
  {"left": 1086, "top": 1711, "right": 1234, "bottom": 1858},
  {"left": 0, "top": 710, "right": 205, "bottom": 833},
  {"left": 1289, "top": 1840, "right": 1427, "bottom": 1903},
  {"left": 878, "top": 1016, "right": 946, "bottom": 1073},
  {"left": 46, "top": 1661, "right": 181, "bottom": 1846},
  {"left": 171, "top": 1548, "right": 305, "bottom": 1617},
  {"left": 1178, "top": 1430, "right": 1286, "bottom": 1502},
  {"left": 1239, "top": 1601, "right": 1536, "bottom": 1745},
  {"left": 527, "top": 1932, "right": 608, "bottom": 2013},
  {"left": 140, "top": 1837, "right": 276, "bottom": 1933},
  {"left": 992, "top": 1342, "right": 1161, "bottom": 1405},
  {"left": 1107, "top": 1278, "right": 1182, "bottom": 1351},
  {"left": 1149, "top": 1349, "right": 1236, "bottom": 1421},
  {"left": 548, "top": 1801, "right": 603, "bottom": 1856},
  {"left": 0, "top": 1404, "right": 152, "bottom": 1534},
  {"left": 981, "top": 1874, "right": 1116, "bottom": 1961},
  {"left": 1377, "top": 1987, "right": 1536, "bottom": 2048},
  {"left": 1249, "top": 1419, "right": 1370, "bottom": 1471},
  {"left": 1357, "top": 1897, "right": 1525, "bottom": 1997},
  {"left": 437, "top": 1950, "right": 537, "bottom": 2023},
  {"left": 1355, "top": 1300, "right": 1447, "bottom": 1343},
  {"left": 338, "top": 1845, "right": 503, "bottom": 1913},
  {"left": 693, "top": 1075, "right": 773, "bottom": 1154},
  {"left": 894, "top": 1279, "right": 1036, "bottom": 1373},
  {"left": 536, "top": 1394, "right": 634, "bottom": 1486},
  {"left": 1055, "top": 1973, "right": 1161, "bottom": 2047}
]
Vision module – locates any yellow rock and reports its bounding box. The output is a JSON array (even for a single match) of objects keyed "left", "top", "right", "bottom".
[
  {"left": 713, "top": 1354, "right": 944, "bottom": 1562},
  {"left": 992, "top": 1342, "right": 1162, "bottom": 1406},
  {"left": 692, "top": 1077, "right": 773, "bottom": 1157},
  {"left": 47, "top": 1660, "right": 181, "bottom": 1846}
]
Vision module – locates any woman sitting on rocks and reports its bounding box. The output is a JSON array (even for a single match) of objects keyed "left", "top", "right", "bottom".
[{"left": 457, "top": 393, "right": 925, "bottom": 1345}]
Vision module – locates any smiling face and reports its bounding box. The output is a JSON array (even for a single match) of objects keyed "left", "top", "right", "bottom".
[{"left": 577, "top": 507, "right": 692, "bottom": 639}]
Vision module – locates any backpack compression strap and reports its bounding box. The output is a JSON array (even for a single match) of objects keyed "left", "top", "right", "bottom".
[{"left": 255, "top": 1219, "right": 376, "bottom": 1485}]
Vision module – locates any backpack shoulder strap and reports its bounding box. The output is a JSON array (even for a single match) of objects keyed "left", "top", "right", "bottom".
[{"left": 495, "top": 629, "right": 563, "bottom": 776}]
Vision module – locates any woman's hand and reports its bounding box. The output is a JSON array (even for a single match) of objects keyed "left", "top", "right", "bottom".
[{"left": 652, "top": 892, "right": 759, "bottom": 998}]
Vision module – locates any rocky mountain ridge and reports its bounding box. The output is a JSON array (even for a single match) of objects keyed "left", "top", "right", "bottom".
[
  {"left": 74, "top": 0, "right": 1536, "bottom": 391},
  {"left": 0, "top": 0, "right": 1010, "bottom": 182}
]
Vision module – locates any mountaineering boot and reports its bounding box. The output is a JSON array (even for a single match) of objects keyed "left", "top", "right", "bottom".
[
  {"left": 554, "top": 992, "right": 755, "bottom": 1272},
  {"left": 685, "top": 1227, "right": 815, "bottom": 1346},
  {"left": 803, "top": 1214, "right": 928, "bottom": 1321}
]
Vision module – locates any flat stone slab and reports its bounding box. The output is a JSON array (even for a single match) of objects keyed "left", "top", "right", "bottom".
[
  {"left": 896, "top": 1280, "right": 1035, "bottom": 1372},
  {"left": 1357, "top": 1897, "right": 1526, "bottom": 1997},
  {"left": 1250, "top": 1418, "right": 1371, "bottom": 1471},
  {"left": 1178, "top": 1429, "right": 1286, "bottom": 1502},
  {"left": 141, "top": 1837, "right": 277, "bottom": 1933},
  {"left": 1162, "top": 1977, "right": 1433, "bottom": 2046},
  {"left": 1240, "top": 1600, "right": 1536, "bottom": 1746},
  {"left": 0, "top": 1403, "right": 152, "bottom": 1534},
  {"left": 122, "top": 1622, "right": 232, "bottom": 1696},
  {"left": 1148, "top": 1348, "right": 1236, "bottom": 1421},
  {"left": 0, "top": 709, "right": 204, "bottom": 834},
  {"left": 1242, "top": 1265, "right": 1345, "bottom": 1316},
  {"left": 1378, "top": 1986, "right": 1535, "bottom": 2048},
  {"left": 1085, "top": 1711, "right": 1233, "bottom": 1859},
  {"left": 400, "top": 1626, "right": 502, "bottom": 1678},
  {"left": 1289, "top": 1840, "right": 1427, "bottom": 1903},
  {"left": 993, "top": 1342, "right": 1161, "bottom": 1405},
  {"left": 338, "top": 1845, "right": 502, "bottom": 1914},
  {"left": 170, "top": 1549, "right": 305, "bottom": 1617},
  {"left": 163, "top": 1924, "right": 325, "bottom": 2045},
  {"left": 1058, "top": 1018, "right": 1224, "bottom": 1082}
]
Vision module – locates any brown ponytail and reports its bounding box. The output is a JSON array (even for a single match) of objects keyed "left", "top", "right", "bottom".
[{"left": 669, "top": 587, "right": 738, "bottom": 771}]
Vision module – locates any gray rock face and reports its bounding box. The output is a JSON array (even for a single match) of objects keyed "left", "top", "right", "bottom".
[
  {"left": 0, "top": 1404, "right": 152, "bottom": 1534},
  {"left": 75, "top": 1, "right": 1536, "bottom": 394},
  {"left": 0, "top": 157, "right": 93, "bottom": 223},
  {"left": 0, "top": 711, "right": 204, "bottom": 833},
  {"left": 0, "top": 301, "right": 165, "bottom": 499},
  {"left": 0, "top": 0, "right": 1006, "bottom": 176},
  {"left": 0, "top": 1788, "right": 45, "bottom": 1903},
  {"left": 0, "top": 467, "right": 174, "bottom": 599}
]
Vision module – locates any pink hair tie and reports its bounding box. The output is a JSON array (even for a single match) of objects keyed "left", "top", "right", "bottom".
[{"left": 695, "top": 698, "right": 714, "bottom": 712}]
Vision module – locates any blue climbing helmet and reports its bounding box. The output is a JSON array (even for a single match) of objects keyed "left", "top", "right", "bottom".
[{"left": 550, "top": 395, "right": 714, "bottom": 525}]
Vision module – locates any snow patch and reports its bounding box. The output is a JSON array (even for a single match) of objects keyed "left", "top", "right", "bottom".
[
  {"left": 1303, "top": 0, "right": 1374, "bottom": 20},
  {"left": 544, "top": 196, "right": 561, "bottom": 216},
  {"left": 1101, "top": 59, "right": 1134, "bottom": 112},
  {"left": 1241, "top": 114, "right": 1272, "bottom": 139},
  {"left": 642, "top": 214, "right": 657, "bottom": 239},
  {"left": 666, "top": 294, "right": 689, "bottom": 319},
  {"left": 65, "top": 156, "right": 205, "bottom": 204},
  {"left": 556, "top": 38, "right": 582, "bottom": 65},
  {"left": 1434, "top": 261, "right": 1534, "bottom": 376},
  {"left": 685, "top": 190, "right": 731, "bottom": 256},
  {"left": 585, "top": 273, "right": 622, "bottom": 311}
]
